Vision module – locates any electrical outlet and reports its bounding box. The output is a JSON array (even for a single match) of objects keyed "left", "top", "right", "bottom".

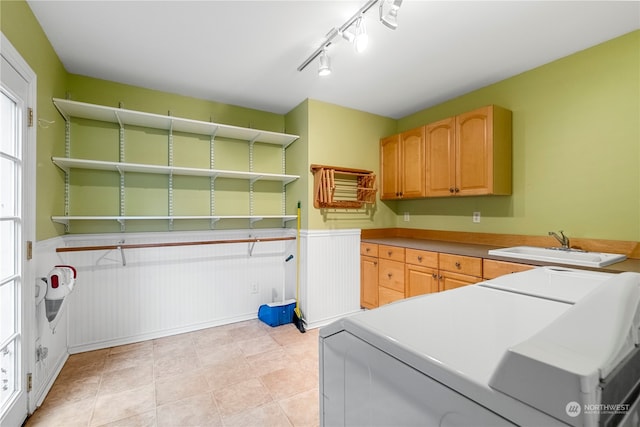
[
  {"left": 251, "top": 282, "right": 259, "bottom": 294},
  {"left": 404, "top": 212, "right": 410, "bottom": 222},
  {"left": 473, "top": 212, "right": 481, "bottom": 223}
]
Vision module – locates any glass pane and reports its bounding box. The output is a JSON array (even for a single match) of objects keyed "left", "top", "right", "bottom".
[
  {"left": 0, "top": 157, "right": 16, "bottom": 217},
  {"left": 0, "top": 339, "right": 16, "bottom": 409},
  {"left": 0, "top": 279, "right": 15, "bottom": 343},
  {"left": 0, "top": 221, "right": 15, "bottom": 280},
  {"left": 0, "top": 92, "right": 17, "bottom": 158}
]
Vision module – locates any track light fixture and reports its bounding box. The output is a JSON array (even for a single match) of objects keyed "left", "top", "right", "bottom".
[
  {"left": 297, "top": 0, "right": 403, "bottom": 74},
  {"left": 318, "top": 50, "right": 332, "bottom": 76},
  {"left": 379, "top": 0, "right": 403, "bottom": 30},
  {"left": 353, "top": 16, "right": 369, "bottom": 53}
]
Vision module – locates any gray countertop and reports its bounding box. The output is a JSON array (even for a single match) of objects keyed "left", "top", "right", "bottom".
[{"left": 361, "top": 237, "right": 640, "bottom": 274}]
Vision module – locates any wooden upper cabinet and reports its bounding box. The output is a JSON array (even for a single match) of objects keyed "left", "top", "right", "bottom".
[
  {"left": 456, "top": 105, "right": 511, "bottom": 196},
  {"left": 400, "top": 127, "right": 426, "bottom": 198},
  {"left": 425, "top": 117, "right": 456, "bottom": 197},
  {"left": 380, "top": 127, "right": 425, "bottom": 200},
  {"left": 425, "top": 105, "right": 512, "bottom": 197},
  {"left": 380, "top": 134, "right": 400, "bottom": 199}
]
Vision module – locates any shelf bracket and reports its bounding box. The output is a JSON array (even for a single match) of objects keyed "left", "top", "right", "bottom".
[
  {"left": 248, "top": 237, "right": 256, "bottom": 257},
  {"left": 210, "top": 217, "right": 220, "bottom": 229},
  {"left": 117, "top": 218, "right": 126, "bottom": 231}
]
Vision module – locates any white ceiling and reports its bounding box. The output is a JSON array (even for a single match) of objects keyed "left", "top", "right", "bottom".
[{"left": 27, "top": 1, "right": 640, "bottom": 119}]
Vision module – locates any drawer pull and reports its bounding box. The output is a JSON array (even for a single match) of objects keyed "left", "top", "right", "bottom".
[
  {"left": 387, "top": 273, "right": 392, "bottom": 278},
  {"left": 388, "top": 251, "right": 392, "bottom": 256},
  {"left": 373, "top": 261, "right": 377, "bottom": 266},
  {"left": 417, "top": 256, "right": 423, "bottom": 262},
  {"left": 365, "top": 248, "right": 370, "bottom": 252},
  {"left": 432, "top": 273, "right": 437, "bottom": 279},
  {"left": 455, "top": 261, "right": 461, "bottom": 269}
]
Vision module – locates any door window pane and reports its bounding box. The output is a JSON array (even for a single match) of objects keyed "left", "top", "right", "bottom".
[
  {"left": 0, "top": 221, "right": 15, "bottom": 280},
  {"left": 0, "top": 157, "right": 16, "bottom": 217},
  {"left": 0, "top": 93, "right": 16, "bottom": 157},
  {"left": 0, "top": 340, "right": 16, "bottom": 409},
  {"left": 0, "top": 279, "right": 15, "bottom": 343}
]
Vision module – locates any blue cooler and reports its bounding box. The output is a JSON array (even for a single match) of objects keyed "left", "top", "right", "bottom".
[{"left": 258, "top": 299, "right": 296, "bottom": 327}]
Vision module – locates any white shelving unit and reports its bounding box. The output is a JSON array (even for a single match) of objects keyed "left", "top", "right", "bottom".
[{"left": 52, "top": 98, "right": 300, "bottom": 231}]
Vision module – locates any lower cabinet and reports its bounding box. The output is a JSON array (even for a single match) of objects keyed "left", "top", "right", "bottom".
[
  {"left": 361, "top": 242, "right": 535, "bottom": 309},
  {"left": 439, "top": 253, "right": 483, "bottom": 290},
  {"left": 483, "top": 259, "right": 534, "bottom": 280},
  {"left": 360, "top": 243, "right": 379, "bottom": 309}
]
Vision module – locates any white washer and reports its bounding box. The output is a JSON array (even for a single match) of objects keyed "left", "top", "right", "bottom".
[{"left": 320, "top": 267, "right": 640, "bottom": 426}]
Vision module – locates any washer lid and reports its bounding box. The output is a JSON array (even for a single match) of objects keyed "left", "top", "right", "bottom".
[
  {"left": 323, "top": 285, "right": 570, "bottom": 389},
  {"left": 479, "top": 266, "right": 615, "bottom": 303}
]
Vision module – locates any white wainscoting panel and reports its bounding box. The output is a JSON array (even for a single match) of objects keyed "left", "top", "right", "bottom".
[
  {"left": 299, "top": 229, "right": 361, "bottom": 329},
  {"left": 55, "top": 229, "right": 296, "bottom": 353}
]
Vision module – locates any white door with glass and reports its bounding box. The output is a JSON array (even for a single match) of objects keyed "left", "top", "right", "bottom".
[{"left": 1, "top": 33, "right": 36, "bottom": 427}]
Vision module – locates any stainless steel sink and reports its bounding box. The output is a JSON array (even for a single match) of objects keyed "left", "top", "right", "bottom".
[{"left": 488, "top": 246, "right": 627, "bottom": 268}]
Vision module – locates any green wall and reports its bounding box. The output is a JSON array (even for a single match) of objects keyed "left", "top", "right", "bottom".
[
  {"left": 1, "top": 0, "right": 68, "bottom": 241},
  {"left": 306, "top": 100, "right": 397, "bottom": 229},
  {"left": 395, "top": 30, "right": 640, "bottom": 241}
]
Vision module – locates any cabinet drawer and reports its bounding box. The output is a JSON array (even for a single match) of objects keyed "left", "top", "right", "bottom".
[
  {"left": 439, "top": 253, "right": 482, "bottom": 277},
  {"left": 379, "top": 286, "right": 404, "bottom": 306},
  {"left": 379, "top": 245, "right": 405, "bottom": 262},
  {"left": 378, "top": 259, "right": 405, "bottom": 293},
  {"left": 405, "top": 248, "right": 438, "bottom": 268},
  {"left": 360, "top": 242, "right": 379, "bottom": 257},
  {"left": 483, "top": 259, "right": 534, "bottom": 280}
]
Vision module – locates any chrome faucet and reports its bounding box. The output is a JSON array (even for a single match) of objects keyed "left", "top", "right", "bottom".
[{"left": 548, "top": 230, "right": 570, "bottom": 250}]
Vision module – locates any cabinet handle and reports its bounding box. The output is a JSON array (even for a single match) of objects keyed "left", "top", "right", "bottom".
[
  {"left": 455, "top": 262, "right": 461, "bottom": 269},
  {"left": 373, "top": 262, "right": 377, "bottom": 266},
  {"left": 432, "top": 273, "right": 437, "bottom": 279},
  {"left": 454, "top": 188, "right": 460, "bottom": 193},
  {"left": 387, "top": 273, "right": 392, "bottom": 278},
  {"left": 449, "top": 188, "right": 454, "bottom": 193},
  {"left": 388, "top": 251, "right": 392, "bottom": 256},
  {"left": 417, "top": 256, "right": 422, "bottom": 262},
  {"left": 439, "top": 275, "right": 443, "bottom": 280},
  {"left": 365, "top": 248, "right": 370, "bottom": 252}
]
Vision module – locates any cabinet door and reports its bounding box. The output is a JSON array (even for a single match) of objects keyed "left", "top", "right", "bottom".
[
  {"left": 380, "top": 134, "right": 400, "bottom": 200},
  {"left": 425, "top": 117, "right": 456, "bottom": 197},
  {"left": 440, "top": 271, "right": 481, "bottom": 292},
  {"left": 405, "top": 264, "right": 438, "bottom": 298},
  {"left": 361, "top": 255, "right": 379, "bottom": 309},
  {"left": 400, "top": 127, "right": 426, "bottom": 198},
  {"left": 455, "top": 106, "right": 492, "bottom": 196},
  {"left": 378, "top": 259, "right": 405, "bottom": 293},
  {"left": 379, "top": 286, "right": 404, "bottom": 306}
]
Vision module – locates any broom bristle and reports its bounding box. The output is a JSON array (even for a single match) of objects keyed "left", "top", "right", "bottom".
[{"left": 292, "top": 312, "right": 306, "bottom": 333}]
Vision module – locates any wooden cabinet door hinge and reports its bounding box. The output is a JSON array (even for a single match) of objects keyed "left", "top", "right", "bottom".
[
  {"left": 27, "top": 372, "right": 32, "bottom": 392},
  {"left": 28, "top": 107, "right": 33, "bottom": 127}
]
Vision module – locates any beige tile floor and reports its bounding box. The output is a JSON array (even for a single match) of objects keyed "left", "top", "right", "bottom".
[{"left": 25, "top": 320, "right": 320, "bottom": 427}]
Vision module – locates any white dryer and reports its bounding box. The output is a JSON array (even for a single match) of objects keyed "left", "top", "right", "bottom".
[{"left": 320, "top": 267, "right": 640, "bottom": 426}]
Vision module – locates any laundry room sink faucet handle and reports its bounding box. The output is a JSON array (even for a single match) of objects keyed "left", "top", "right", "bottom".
[{"left": 548, "top": 230, "right": 570, "bottom": 249}]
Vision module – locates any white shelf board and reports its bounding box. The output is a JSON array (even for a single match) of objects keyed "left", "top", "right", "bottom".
[
  {"left": 52, "top": 157, "right": 299, "bottom": 185},
  {"left": 52, "top": 215, "right": 297, "bottom": 225},
  {"left": 53, "top": 98, "right": 299, "bottom": 147}
]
